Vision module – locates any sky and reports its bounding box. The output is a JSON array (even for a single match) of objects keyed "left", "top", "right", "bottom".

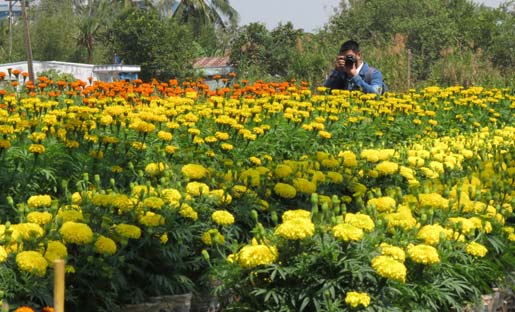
[{"left": 230, "top": 0, "right": 507, "bottom": 33}]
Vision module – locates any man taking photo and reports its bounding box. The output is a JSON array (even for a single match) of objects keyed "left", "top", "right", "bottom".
[{"left": 324, "top": 40, "right": 385, "bottom": 95}]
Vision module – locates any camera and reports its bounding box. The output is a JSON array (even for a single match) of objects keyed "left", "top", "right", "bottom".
[{"left": 344, "top": 55, "right": 357, "bottom": 66}]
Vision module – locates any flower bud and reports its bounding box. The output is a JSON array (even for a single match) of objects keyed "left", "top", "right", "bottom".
[
  {"left": 201, "top": 249, "right": 210, "bottom": 261},
  {"left": 251, "top": 210, "right": 259, "bottom": 222},
  {"left": 270, "top": 211, "right": 278, "bottom": 224},
  {"left": 6, "top": 196, "right": 13, "bottom": 207},
  {"left": 310, "top": 193, "right": 318, "bottom": 205}
]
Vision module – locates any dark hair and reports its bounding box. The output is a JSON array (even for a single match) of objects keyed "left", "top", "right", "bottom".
[{"left": 339, "top": 40, "right": 360, "bottom": 54}]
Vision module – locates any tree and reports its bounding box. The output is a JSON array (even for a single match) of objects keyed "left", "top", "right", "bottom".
[
  {"left": 172, "top": 0, "right": 239, "bottom": 31},
  {"left": 74, "top": 0, "right": 116, "bottom": 63},
  {"left": 110, "top": 7, "right": 197, "bottom": 81},
  {"left": 30, "top": 0, "right": 78, "bottom": 62}
]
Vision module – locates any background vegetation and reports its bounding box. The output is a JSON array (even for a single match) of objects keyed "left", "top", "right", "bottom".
[{"left": 0, "top": 0, "right": 513, "bottom": 90}]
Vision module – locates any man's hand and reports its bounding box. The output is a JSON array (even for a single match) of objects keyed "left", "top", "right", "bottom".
[
  {"left": 345, "top": 62, "right": 358, "bottom": 78},
  {"left": 335, "top": 56, "right": 346, "bottom": 71}
]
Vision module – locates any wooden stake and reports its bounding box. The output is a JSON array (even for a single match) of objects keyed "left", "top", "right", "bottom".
[{"left": 53, "top": 259, "right": 65, "bottom": 312}]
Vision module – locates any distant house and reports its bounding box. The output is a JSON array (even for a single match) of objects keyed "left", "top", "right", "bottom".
[
  {"left": 0, "top": 1, "right": 21, "bottom": 20},
  {"left": 0, "top": 61, "right": 141, "bottom": 83},
  {"left": 193, "top": 55, "right": 236, "bottom": 89}
]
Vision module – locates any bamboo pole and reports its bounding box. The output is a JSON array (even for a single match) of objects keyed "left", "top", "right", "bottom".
[{"left": 54, "top": 259, "right": 65, "bottom": 312}]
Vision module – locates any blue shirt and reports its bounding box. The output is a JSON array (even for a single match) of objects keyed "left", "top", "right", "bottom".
[{"left": 324, "top": 62, "right": 384, "bottom": 94}]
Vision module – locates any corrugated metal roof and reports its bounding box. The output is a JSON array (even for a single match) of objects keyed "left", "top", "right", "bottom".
[{"left": 193, "top": 56, "right": 231, "bottom": 69}]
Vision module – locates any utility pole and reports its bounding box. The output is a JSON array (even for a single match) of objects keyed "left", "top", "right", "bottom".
[
  {"left": 21, "top": 0, "right": 34, "bottom": 82},
  {"left": 6, "top": 0, "right": 19, "bottom": 62}
]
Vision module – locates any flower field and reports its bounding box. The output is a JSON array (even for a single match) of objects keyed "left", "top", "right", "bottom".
[{"left": 0, "top": 75, "right": 514, "bottom": 311}]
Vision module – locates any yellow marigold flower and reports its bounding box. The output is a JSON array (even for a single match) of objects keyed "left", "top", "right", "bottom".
[
  {"left": 28, "top": 131, "right": 46, "bottom": 142},
  {"left": 420, "top": 167, "right": 438, "bottom": 179},
  {"left": 332, "top": 223, "right": 364, "bottom": 242},
  {"left": 282, "top": 209, "right": 311, "bottom": 221},
  {"left": 115, "top": 224, "right": 141, "bottom": 239},
  {"left": 448, "top": 217, "right": 476, "bottom": 235},
  {"left": 407, "top": 244, "right": 440, "bottom": 264},
  {"left": 161, "top": 188, "right": 182, "bottom": 204},
  {"left": 132, "top": 185, "right": 156, "bottom": 198},
  {"left": 56, "top": 207, "right": 84, "bottom": 222},
  {"left": 221, "top": 143, "right": 234, "bottom": 151},
  {"left": 143, "top": 196, "right": 165, "bottom": 210},
  {"left": 145, "top": 162, "right": 168, "bottom": 176},
  {"left": 28, "top": 143, "right": 45, "bottom": 154},
  {"left": 208, "top": 189, "right": 232, "bottom": 205},
  {"left": 201, "top": 228, "right": 225, "bottom": 246},
  {"left": 139, "top": 211, "right": 165, "bottom": 227},
  {"left": 318, "top": 130, "right": 332, "bottom": 139},
  {"left": 326, "top": 171, "right": 343, "bottom": 183},
  {"left": 371, "top": 255, "right": 406, "bottom": 283},
  {"left": 417, "top": 224, "right": 447, "bottom": 245},
  {"left": 99, "top": 114, "right": 113, "bottom": 126},
  {"left": 132, "top": 141, "right": 147, "bottom": 150},
  {"left": 408, "top": 156, "right": 425, "bottom": 167},
  {"left": 0, "top": 245, "right": 7, "bottom": 263},
  {"left": 157, "top": 130, "right": 173, "bottom": 141},
  {"left": 375, "top": 161, "right": 399, "bottom": 175},
  {"left": 247, "top": 156, "right": 261, "bottom": 166},
  {"left": 16, "top": 251, "right": 48, "bottom": 277},
  {"left": 160, "top": 233, "right": 168, "bottom": 244},
  {"left": 12, "top": 223, "right": 44, "bottom": 240},
  {"left": 361, "top": 149, "right": 380, "bottom": 163},
  {"left": 181, "top": 163, "right": 209, "bottom": 180},
  {"left": 27, "top": 194, "right": 52, "bottom": 208},
  {"left": 237, "top": 242, "right": 278, "bottom": 269},
  {"left": 94, "top": 235, "right": 117, "bottom": 255},
  {"left": 466, "top": 241, "right": 488, "bottom": 258},
  {"left": 44, "top": 240, "right": 68, "bottom": 263},
  {"left": 321, "top": 158, "right": 340, "bottom": 169},
  {"left": 165, "top": 145, "right": 178, "bottom": 154},
  {"left": 212, "top": 210, "right": 235, "bottom": 226},
  {"left": 384, "top": 206, "right": 417, "bottom": 231},
  {"left": 339, "top": 150, "right": 358, "bottom": 167},
  {"left": 380, "top": 243, "right": 405, "bottom": 262},
  {"left": 60, "top": 222, "right": 93, "bottom": 245},
  {"left": 274, "top": 164, "right": 293, "bottom": 178},
  {"left": 367, "top": 196, "right": 396, "bottom": 213},
  {"left": 275, "top": 218, "right": 315, "bottom": 240},
  {"left": 429, "top": 160, "right": 445, "bottom": 174},
  {"left": 344, "top": 213, "right": 375, "bottom": 232},
  {"left": 111, "top": 165, "right": 123, "bottom": 173},
  {"left": 274, "top": 182, "right": 297, "bottom": 199},
  {"left": 186, "top": 181, "right": 210, "bottom": 196},
  {"left": 26, "top": 211, "right": 53, "bottom": 225},
  {"left": 71, "top": 192, "right": 82, "bottom": 204},
  {"left": 292, "top": 178, "right": 317, "bottom": 194},
  {"left": 215, "top": 131, "right": 230, "bottom": 140},
  {"left": 418, "top": 193, "right": 449, "bottom": 209},
  {"left": 232, "top": 185, "right": 248, "bottom": 198},
  {"left": 179, "top": 203, "right": 198, "bottom": 221},
  {"left": 0, "top": 139, "right": 11, "bottom": 149},
  {"left": 345, "top": 291, "right": 371, "bottom": 308},
  {"left": 399, "top": 166, "right": 415, "bottom": 180}
]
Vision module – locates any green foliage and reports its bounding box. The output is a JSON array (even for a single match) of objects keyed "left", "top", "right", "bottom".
[
  {"left": 109, "top": 7, "right": 198, "bottom": 81},
  {"left": 30, "top": 0, "right": 78, "bottom": 62}
]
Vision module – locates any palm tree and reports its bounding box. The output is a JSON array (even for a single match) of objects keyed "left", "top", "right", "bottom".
[{"left": 172, "top": 0, "right": 239, "bottom": 30}]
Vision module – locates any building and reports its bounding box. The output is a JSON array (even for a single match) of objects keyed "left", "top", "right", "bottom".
[
  {"left": 193, "top": 55, "right": 236, "bottom": 89},
  {"left": 0, "top": 60, "right": 140, "bottom": 83},
  {"left": 0, "top": 0, "right": 21, "bottom": 20}
]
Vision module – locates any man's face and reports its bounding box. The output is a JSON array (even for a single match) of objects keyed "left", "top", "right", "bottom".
[{"left": 340, "top": 50, "right": 361, "bottom": 67}]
